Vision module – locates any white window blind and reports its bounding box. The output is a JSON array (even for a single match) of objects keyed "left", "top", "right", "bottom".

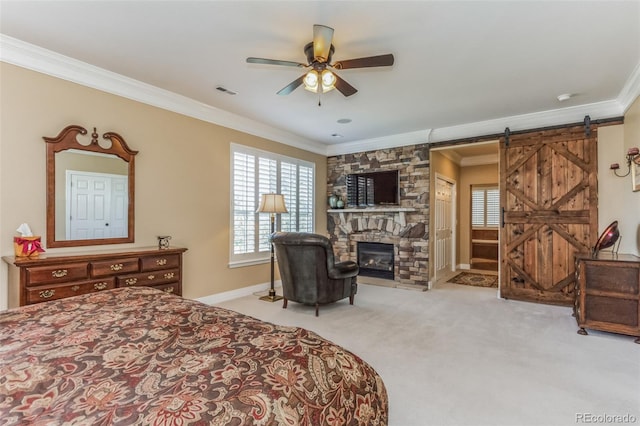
[
  {"left": 230, "top": 144, "right": 315, "bottom": 267},
  {"left": 472, "top": 186, "right": 500, "bottom": 228}
]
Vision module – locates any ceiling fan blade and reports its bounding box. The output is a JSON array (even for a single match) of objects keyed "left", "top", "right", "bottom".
[
  {"left": 333, "top": 74, "right": 358, "bottom": 97},
  {"left": 332, "top": 53, "right": 395, "bottom": 70},
  {"left": 246, "top": 57, "right": 306, "bottom": 67},
  {"left": 277, "top": 75, "right": 305, "bottom": 95},
  {"left": 313, "top": 24, "right": 334, "bottom": 62}
]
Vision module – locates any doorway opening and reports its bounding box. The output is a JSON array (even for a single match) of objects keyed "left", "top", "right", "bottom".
[{"left": 430, "top": 140, "right": 500, "bottom": 290}]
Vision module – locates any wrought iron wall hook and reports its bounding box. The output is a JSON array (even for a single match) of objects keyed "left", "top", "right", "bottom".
[{"left": 610, "top": 147, "right": 640, "bottom": 178}]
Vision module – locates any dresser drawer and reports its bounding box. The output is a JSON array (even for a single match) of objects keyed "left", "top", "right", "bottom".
[
  {"left": 140, "top": 254, "right": 180, "bottom": 271},
  {"left": 26, "top": 278, "right": 116, "bottom": 304},
  {"left": 584, "top": 262, "right": 639, "bottom": 295},
  {"left": 26, "top": 263, "right": 89, "bottom": 285},
  {"left": 153, "top": 282, "right": 181, "bottom": 296},
  {"left": 91, "top": 257, "right": 139, "bottom": 277},
  {"left": 117, "top": 268, "right": 180, "bottom": 288}
]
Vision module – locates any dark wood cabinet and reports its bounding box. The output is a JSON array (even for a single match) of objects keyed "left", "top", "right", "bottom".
[
  {"left": 3, "top": 247, "right": 187, "bottom": 308},
  {"left": 574, "top": 252, "right": 640, "bottom": 343}
]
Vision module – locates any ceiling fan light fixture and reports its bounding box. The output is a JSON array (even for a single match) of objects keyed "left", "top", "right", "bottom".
[
  {"left": 303, "top": 69, "right": 336, "bottom": 93},
  {"left": 303, "top": 70, "right": 319, "bottom": 91},
  {"left": 321, "top": 70, "right": 336, "bottom": 87},
  {"left": 247, "top": 24, "right": 392, "bottom": 99}
]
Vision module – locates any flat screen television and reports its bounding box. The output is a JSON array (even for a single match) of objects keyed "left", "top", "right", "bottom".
[{"left": 346, "top": 170, "right": 399, "bottom": 207}]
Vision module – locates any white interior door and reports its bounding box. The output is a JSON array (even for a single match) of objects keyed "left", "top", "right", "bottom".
[
  {"left": 434, "top": 175, "right": 456, "bottom": 281},
  {"left": 67, "top": 171, "right": 128, "bottom": 239}
]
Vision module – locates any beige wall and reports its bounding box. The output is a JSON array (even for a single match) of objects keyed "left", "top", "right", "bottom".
[
  {"left": 597, "top": 97, "right": 640, "bottom": 255},
  {"left": 458, "top": 163, "right": 499, "bottom": 266},
  {"left": 0, "top": 63, "right": 327, "bottom": 307}
]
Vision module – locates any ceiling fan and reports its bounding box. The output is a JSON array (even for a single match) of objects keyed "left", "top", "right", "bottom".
[{"left": 247, "top": 24, "right": 394, "bottom": 97}]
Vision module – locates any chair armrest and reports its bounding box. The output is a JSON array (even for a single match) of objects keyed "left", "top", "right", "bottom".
[{"left": 328, "top": 261, "right": 359, "bottom": 279}]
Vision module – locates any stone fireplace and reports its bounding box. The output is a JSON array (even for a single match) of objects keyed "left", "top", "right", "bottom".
[{"left": 327, "top": 143, "right": 430, "bottom": 288}]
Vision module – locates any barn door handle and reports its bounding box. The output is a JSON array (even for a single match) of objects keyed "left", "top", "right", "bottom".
[{"left": 501, "top": 207, "right": 505, "bottom": 228}]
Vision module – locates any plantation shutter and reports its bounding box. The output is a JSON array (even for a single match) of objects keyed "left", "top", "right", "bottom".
[
  {"left": 471, "top": 189, "right": 485, "bottom": 227},
  {"left": 230, "top": 144, "right": 315, "bottom": 266},
  {"left": 472, "top": 186, "right": 499, "bottom": 228},
  {"left": 486, "top": 188, "right": 500, "bottom": 227},
  {"left": 280, "top": 162, "right": 298, "bottom": 232},
  {"left": 258, "top": 158, "right": 277, "bottom": 252},
  {"left": 298, "top": 165, "right": 314, "bottom": 232},
  {"left": 232, "top": 152, "right": 255, "bottom": 254}
]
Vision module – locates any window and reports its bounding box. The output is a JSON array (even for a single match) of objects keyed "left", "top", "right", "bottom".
[
  {"left": 230, "top": 143, "right": 315, "bottom": 267},
  {"left": 471, "top": 186, "right": 499, "bottom": 228}
]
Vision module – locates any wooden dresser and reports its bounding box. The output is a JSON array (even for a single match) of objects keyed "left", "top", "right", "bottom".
[
  {"left": 574, "top": 252, "right": 640, "bottom": 343},
  {"left": 3, "top": 247, "right": 187, "bottom": 308}
]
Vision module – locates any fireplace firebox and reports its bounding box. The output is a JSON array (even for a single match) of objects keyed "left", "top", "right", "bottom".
[{"left": 357, "top": 242, "right": 394, "bottom": 280}]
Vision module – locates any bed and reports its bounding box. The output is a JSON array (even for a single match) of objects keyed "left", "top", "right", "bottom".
[{"left": 0, "top": 287, "right": 387, "bottom": 425}]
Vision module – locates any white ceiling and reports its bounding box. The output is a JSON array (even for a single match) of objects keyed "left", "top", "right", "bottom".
[{"left": 1, "top": 1, "right": 639, "bottom": 156}]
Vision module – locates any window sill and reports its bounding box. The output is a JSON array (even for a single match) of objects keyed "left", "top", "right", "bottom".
[{"left": 228, "top": 257, "right": 270, "bottom": 269}]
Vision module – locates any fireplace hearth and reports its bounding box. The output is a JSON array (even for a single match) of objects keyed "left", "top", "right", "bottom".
[{"left": 357, "top": 242, "right": 394, "bottom": 280}]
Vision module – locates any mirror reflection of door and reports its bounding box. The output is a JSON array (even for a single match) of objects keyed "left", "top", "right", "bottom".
[{"left": 66, "top": 170, "right": 128, "bottom": 240}]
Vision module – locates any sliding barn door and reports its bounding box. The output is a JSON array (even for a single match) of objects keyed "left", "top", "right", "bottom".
[{"left": 500, "top": 124, "right": 598, "bottom": 305}]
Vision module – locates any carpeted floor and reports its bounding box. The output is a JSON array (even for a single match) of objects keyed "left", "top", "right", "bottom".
[
  {"left": 214, "top": 282, "right": 639, "bottom": 426},
  {"left": 448, "top": 271, "right": 498, "bottom": 288}
]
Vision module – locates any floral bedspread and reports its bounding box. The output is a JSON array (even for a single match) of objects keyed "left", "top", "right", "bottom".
[{"left": 0, "top": 287, "right": 387, "bottom": 425}]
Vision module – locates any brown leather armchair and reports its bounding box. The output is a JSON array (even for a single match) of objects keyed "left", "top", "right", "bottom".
[{"left": 269, "top": 232, "right": 359, "bottom": 316}]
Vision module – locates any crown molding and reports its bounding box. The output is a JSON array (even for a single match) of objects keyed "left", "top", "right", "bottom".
[
  {"left": 435, "top": 149, "right": 462, "bottom": 165},
  {"left": 325, "top": 98, "right": 626, "bottom": 155},
  {"left": 460, "top": 153, "right": 499, "bottom": 167},
  {"left": 0, "top": 34, "right": 327, "bottom": 155},
  {"left": 2, "top": 34, "right": 637, "bottom": 159},
  {"left": 429, "top": 100, "right": 624, "bottom": 144},
  {"left": 617, "top": 61, "right": 640, "bottom": 113},
  {"left": 325, "top": 129, "right": 431, "bottom": 156},
  {"left": 431, "top": 148, "right": 497, "bottom": 167}
]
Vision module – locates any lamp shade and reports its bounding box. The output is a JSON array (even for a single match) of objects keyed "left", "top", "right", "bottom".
[{"left": 257, "top": 193, "right": 288, "bottom": 214}]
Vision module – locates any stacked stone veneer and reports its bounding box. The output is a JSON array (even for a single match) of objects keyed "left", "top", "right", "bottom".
[{"left": 327, "top": 143, "right": 430, "bottom": 286}]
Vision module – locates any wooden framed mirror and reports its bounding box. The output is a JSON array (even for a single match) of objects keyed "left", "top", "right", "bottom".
[{"left": 44, "top": 125, "right": 138, "bottom": 248}]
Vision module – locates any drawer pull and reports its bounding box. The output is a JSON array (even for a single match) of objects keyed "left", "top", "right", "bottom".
[
  {"left": 163, "top": 287, "right": 174, "bottom": 293},
  {"left": 51, "top": 269, "right": 68, "bottom": 278},
  {"left": 39, "top": 289, "right": 55, "bottom": 299},
  {"left": 164, "top": 272, "right": 175, "bottom": 280},
  {"left": 94, "top": 282, "right": 108, "bottom": 290},
  {"left": 110, "top": 263, "right": 123, "bottom": 271},
  {"left": 156, "top": 259, "right": 167, "bottom": 266},
  {"left": 125, "top": 278, "right": 138, "bottom": 286},
  {"left": 71, "top": 285, "right": 80, "bottom": 291},
  {"left": 147, "top": 275, "right": 155, "bottom": 280}
]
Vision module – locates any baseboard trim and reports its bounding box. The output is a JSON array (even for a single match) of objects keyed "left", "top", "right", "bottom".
[
  {"left": 196, "top": 281, "right": 282, "bottom": 305},
  {"left": 458, "top": 264, "right": 471, "bottom": 270}
]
